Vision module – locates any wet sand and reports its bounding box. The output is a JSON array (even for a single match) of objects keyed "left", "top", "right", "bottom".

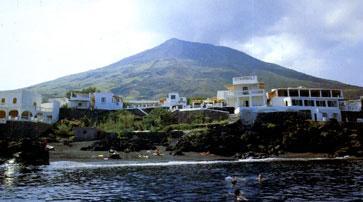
[{"left": 49, "top": 141, "right": 235, "bottom": 162}]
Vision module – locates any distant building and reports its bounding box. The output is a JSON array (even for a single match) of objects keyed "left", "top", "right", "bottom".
[
  {"left": 162, "top": 92, "right": 187, "bottom": 110},
  {"left": 68, "top": 93, "right": 91, "bottom": 109},
  {"left": 0, "top": 90, "right": 42, "bottom": 122},
  {"left": 0, "top": 89, "right": 59, "bottom": 124},
  {"left": 38, "top": 101, "right": 60, "bottom": 124},
  {"left": 190, "top": 97, "right": 224, "bottom": 108},
  {"left": 341, "top": 97, "right": 362, "bottom": 112},
  {"left": 92, "top": 92, "right": 123, "bottom": 110},
  {"left": 268, "top": 87, "right": 344, "bottom": 121},
  {"left": 125, "top": 100, "right": 161, "bottom": 109},
  {"left": 48, "top": 97, "right": 69, "bottom": 107},
  {"left": 218, "top": 76, "right": 267, "bottom": 112}
]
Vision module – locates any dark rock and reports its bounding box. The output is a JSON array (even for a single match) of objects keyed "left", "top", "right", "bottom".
[{"left": 109, "top": 152, "right": 121, "bottom": 159}]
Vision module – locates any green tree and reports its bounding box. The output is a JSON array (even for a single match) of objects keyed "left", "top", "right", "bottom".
[
  {"left": 66, "top": 87, "right": 99, "bottom": 98},
  {"left": 143, "top": 108, "right": 176, "bottom": 130}
]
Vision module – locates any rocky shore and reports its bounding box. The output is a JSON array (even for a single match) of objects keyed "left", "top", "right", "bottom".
[
  {"left": 2, "top": 111, "right": 363, "bottom": 165},
  {"left": 0, "top": 121, "right": 50, "bottom": 165},
  {"left": 79, "top": 113, "right": 363, "bottom": 160}
]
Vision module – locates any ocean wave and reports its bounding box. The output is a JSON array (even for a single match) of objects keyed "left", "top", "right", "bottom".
[{"left": 44, "top": 156, "right": 354, "bottom": 170}]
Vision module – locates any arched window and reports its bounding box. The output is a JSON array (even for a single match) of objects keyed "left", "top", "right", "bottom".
[
  {"left": 21, "top": 111, "right": 33, "bottom": 120},
  {"left": 0, "top": 110, "right": 6, "bottom": 118},
  {"left": 13, "top": 98, "right": 17, "bottom": 104},
  {"left": 9, "top": 110, "right": 19, "bottom": 119}
]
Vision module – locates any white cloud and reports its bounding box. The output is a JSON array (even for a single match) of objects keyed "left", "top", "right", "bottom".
[
  {"left": 0, "top": 0, "right": 163, "bottom": 90},
  {"left": 222, "top": 33, "right": 326, "bottom": 76}
]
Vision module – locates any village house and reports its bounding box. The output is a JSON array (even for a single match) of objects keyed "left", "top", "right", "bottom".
[
  {"left": 92, "top": 92, "right": 123, "bottom": 110},
  {"left": 217, "top": 76, "right": 267, "bottom": 112},
  {"left": 68, "top": 93, "right": 91, "bottom": 109},
  {"left": 341, "top": 97, "right": 363, "bottom": 112},
  {"left": 267, "top": 87, "right": 344, "bottom": 121},
  {"left": 125, "top": 100, "right": 161, "bottom": 109},
  {"left": 216, "top": 75, "right": 348, "bottom": 124},
  {"left": 162, "top": 92, "right": 187, "bottom": 110},
  {"left": 190, "top": 97, "right": 225, "bottom": 108},
  {"left": 0, "top": 89, "right": 59, "bottom": 124}
]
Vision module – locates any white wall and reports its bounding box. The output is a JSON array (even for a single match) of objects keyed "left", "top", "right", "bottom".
[{"left": 93, "top": 92, "right": 122, "bottom": 110}]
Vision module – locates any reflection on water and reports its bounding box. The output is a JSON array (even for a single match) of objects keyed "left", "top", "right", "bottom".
[{"left": 1, "top": 159, "right": 363, "bottom": 201}]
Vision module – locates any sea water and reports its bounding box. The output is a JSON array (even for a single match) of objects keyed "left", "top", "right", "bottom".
[{"left": 1, "top": 158, "right": 362, "bottom": 201}]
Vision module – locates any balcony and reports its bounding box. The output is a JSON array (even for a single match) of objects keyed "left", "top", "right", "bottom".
[
  {"left": 232, "top": 76, "right": 258, "bottom": 85},
  {"left": 226, "top": 89, "right": 265, "bottom": 97},
  {"left": 69, "top": 94, "right": 90, "bottom": 101}
]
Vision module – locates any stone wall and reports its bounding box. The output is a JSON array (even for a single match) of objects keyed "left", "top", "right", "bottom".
[
  {"left": 0, "top": 121, "right": 51, "bottom": 140},
  {"left": 172, "top": 109, "right": 229, "bottom": 124}
]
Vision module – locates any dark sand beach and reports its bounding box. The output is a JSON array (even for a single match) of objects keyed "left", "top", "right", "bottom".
[{"left": 49, "top": 141, "right": 235, "bottom": 162}]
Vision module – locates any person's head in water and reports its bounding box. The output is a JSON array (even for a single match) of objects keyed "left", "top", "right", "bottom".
[
  {"left": 234, "top": 189, "right": 248, "bottom": 201},
  {"left": 257, "top": 174, "right": 264, "bottom": 183},
  {"left": 231, "top": 176, "right": 237, "bottom": 186}
]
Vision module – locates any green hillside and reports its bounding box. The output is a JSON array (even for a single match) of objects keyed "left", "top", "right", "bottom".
[{"left": 28, "top": 38, "right": 363, "bottom": 99}]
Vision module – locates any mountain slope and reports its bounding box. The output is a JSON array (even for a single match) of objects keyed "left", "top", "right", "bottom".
[{"left": 28, "top": 38, "right": 363, "bottom": 99}]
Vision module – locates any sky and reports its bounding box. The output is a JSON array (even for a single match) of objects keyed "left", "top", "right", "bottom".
[{"left": 0, "top": 0, "right": 362, "bottom": 90}]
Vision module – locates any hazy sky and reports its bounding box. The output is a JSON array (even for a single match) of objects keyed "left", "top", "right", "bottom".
[{"left": 1, "top": 0, "right": 362, "bottom": 90}]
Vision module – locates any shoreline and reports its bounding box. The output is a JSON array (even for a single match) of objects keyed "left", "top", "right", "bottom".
[{"left": 49, "top": 141, "right": 362, "bottom": 163}]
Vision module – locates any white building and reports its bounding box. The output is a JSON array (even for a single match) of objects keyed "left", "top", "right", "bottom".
[
  {"left": 126, "top": 100, "right": 161, "bottom": 109},
  {"left": 92, "top": 92, "right": 123, "bottom": 110},
  {"left": 0, "top": 89, "right": 59, "bottom": 124},
  {"left": 48, "top": 97, "right": 69, "bottom": 108},
  {"left": 217, "top": 76, "right": 267, "bottom": 113},
  {"left": 341, "top": 97, "right": 362, "bottom": 112},
  {"left": 162, "top": 92, "right": 187, "bottom": 110},
  {"left": 38, "top": 101, "right": 60, "bottom": 124},
  {"left": 267, "top": 87, "right": 344, "bottom": 121},
  {"left": 68, "top": 93, "right": 91, "bottom": 109}
]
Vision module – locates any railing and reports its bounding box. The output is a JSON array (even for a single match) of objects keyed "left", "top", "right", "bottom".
[
  {"left": 232, "top": 76, "right": 258, "bottom": 84},
  {"left": 226, "top": 90, "right": 265, "bottom": 97}
]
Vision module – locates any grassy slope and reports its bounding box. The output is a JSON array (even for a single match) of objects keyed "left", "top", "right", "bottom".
[{"left": 28, "top": 39, "right": 363, "bottom": 99}]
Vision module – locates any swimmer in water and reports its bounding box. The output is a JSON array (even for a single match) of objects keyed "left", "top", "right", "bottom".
[
  {"left": 234, "top": 189, "right": 248, "bottom": 201},
  {"left": 231, "top": 176, "right": 238, "bottom": 187},
  {"left": 257, "top": 174, "right": 264, "bottom": 183}
]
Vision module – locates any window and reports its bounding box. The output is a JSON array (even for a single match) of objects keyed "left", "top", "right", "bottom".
[
  {"left": 78, "top": 103, "right": 82, "bottom": 107},
  {"left": 316, "top": 100, "right": 326, "bottom": 107},
  {"left": 321, "top": 90, "right": 331, "bottom": 97},
  {"left": 292, "top": 99, "right": 303, "bottom": 106},
  {"left": 101, "top": 97, "right": 106, "bottom": 103},
  {"left": 327, "top": 101, "right": 338, "bottom": 107},
  {"left": 171, "top": 95, "right": 176, "bottom": 100},
  {"left": 242, "top": 86, "right": 248, "bottom": 91},
  {"left": 289, "top": 89, "right": 299, "bottom": 97},
  {"left": 278, "top": 89, "right": 288, "bottom": 97},
  {"left": 1, "top": 98, "right": 5, "bottom": 104},
  {"left": 12, "top": 98, "right": 17, "bottom": 104},
  {"left": 332, "top": 113, "right": 338, "bottom": 119},
  {"left": 332, "top": 90, "right": 341, "bottom": 97},
  {"left": 310, "top": 90, "right": 321, "bottom": 97},
  {"left": 304, "top": 100, "right": 315, "bottom": 106},
  {"left": 300, "top": 90, "right": 310, "bottom": 97}
]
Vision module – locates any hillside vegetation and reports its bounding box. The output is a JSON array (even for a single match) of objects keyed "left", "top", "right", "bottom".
[{"left": 28, "top": 38, "right": 363, "bottom": 99}]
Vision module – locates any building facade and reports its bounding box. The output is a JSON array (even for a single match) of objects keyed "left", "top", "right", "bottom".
[
  {"left": 0, "top": 90, "right": 42, "bottom": 122},
  {"left": 125, "top": 100, "right": 161, "bottom": 109},
  {"left": 162, "top": 92, "right": 187, "bottom": 110},
  {"left": 268, "top": 87, "right": 344, "bottom": 121},
  {"left": 92, "top": 92, "right": 123, "bottom": 110},
  {"left": 0, "top": 89, "right": 59, "bottom": 124},
  {"left": 68, "top": 93, "right": 91, "bottom": 109},
  {"left": 217, "top": 76, "right": 267, "bottom": 112}
]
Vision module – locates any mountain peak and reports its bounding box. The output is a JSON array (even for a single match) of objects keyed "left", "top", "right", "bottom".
[{"left": 29, "top": 38, "right": 363, "bottom": 99}]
